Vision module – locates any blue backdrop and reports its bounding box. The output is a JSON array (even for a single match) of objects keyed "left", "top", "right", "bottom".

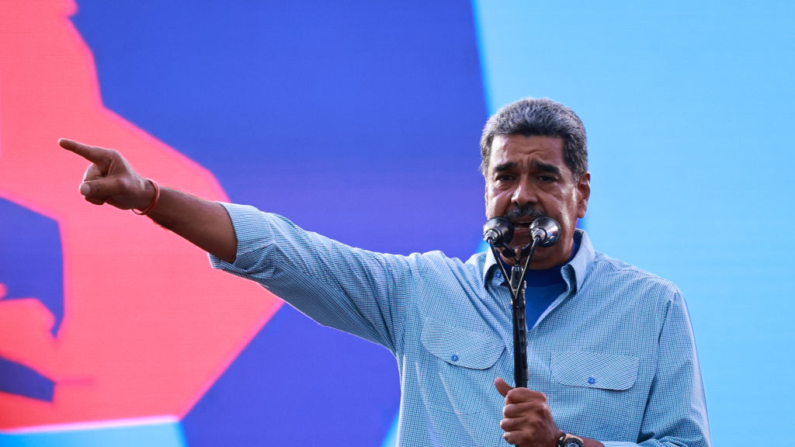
[{"left": 72, "top": 2, "right": 485, "bottom": 446}]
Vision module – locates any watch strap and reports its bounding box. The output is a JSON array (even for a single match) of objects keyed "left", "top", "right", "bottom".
[{"left": 557, "top": 432, "right": 585, "bottom": 447}]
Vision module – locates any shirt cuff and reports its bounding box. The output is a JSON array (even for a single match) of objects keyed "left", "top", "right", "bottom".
[
  {"left": 208, "top": 202, "right": 275, "bottom": 273},
  {"left": 601, "top": 442, "right": 640, "bottom": 447}
]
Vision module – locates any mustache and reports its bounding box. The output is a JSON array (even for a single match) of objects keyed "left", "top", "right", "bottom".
[{"left": 503, "top": 204, "right": 546, "bottom": 221}]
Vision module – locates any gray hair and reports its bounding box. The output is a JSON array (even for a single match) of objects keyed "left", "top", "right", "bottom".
[{"left": 480, "top": 98, "right": 588, "bottom": 181}]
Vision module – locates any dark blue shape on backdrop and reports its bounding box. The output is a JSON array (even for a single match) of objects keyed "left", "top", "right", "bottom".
[
  {"left": 73, "top": 1, "right": 487, "bottom": 444},
  {"left": 0, "top": 357, "right": 55, "bottom": 402},
  {"left": 0, "top": 198, "right": 61, "bottom": 401}
]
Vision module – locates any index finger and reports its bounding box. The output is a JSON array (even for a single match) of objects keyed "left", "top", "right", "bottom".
[{"left": 59, "top": 138, "right": 113, "bottom": 164}]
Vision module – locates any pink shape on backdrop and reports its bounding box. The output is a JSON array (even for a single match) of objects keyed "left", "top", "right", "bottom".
[{"left": 0, "top": 0, "right": 282, "bottom": 429}]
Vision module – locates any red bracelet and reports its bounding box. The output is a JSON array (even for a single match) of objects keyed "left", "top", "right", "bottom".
[{"left": 132, "top": 178, "right": 161, "bottom": 216}]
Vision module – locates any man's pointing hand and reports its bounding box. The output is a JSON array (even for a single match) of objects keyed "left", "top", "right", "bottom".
[
  {"left": 59, "top": 138, "right": 238, "bottom": 262},
  {"left": 59, "top": 138, "right": 155, "bottom": 211}
]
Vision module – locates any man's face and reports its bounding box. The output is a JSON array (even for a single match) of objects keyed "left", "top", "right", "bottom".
[{"left": 485, "top": 134, "right": 590, "bottom": 269}]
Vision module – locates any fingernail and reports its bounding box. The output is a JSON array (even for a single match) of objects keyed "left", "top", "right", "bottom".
[{"left": 79, "top": 183, "right": 90, "bottom": 196}]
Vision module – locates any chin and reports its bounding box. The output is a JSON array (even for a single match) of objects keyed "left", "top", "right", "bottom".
[{"left": 510, "top": 237, "right": 531, "bottom": 250}]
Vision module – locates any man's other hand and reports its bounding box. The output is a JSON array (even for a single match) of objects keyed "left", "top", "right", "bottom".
[
  {"left": 59, "top": 138, "right": 155, "bottom": 211},
  {"left": 495, "top": 377, "right": 561, "bottom": 447}
]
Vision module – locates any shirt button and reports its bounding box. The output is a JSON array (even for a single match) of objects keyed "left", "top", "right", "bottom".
[
  {"left": 451, "top": 354, "right": 459, "bottom": 362},
  {"left": 588, "top": 377, "right": 596, "bottom": 384}
]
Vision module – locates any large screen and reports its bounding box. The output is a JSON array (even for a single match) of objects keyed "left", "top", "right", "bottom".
[{"left": 1, "top": 1, "right": 792, "bottom": 445}]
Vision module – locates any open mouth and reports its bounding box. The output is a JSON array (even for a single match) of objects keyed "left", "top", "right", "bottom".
[{"left": 511, "top": 220, "right": 534, "bottom": 229}]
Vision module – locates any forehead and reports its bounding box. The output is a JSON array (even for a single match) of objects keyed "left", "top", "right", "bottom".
[{"left": 488, "top": 135, "right": 566, "bottom": 170}]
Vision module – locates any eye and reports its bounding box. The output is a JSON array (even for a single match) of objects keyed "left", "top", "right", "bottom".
[
  {"left": 537, "top": 175, "right": 555, "bottom": 182},
  {"left": 496, "top": 174, "right": 514, "bottom": 182}
]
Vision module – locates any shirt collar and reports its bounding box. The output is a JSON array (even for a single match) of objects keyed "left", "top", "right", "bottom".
[{"left": 483, "top": 229, "right": 594, "bottom": 293}]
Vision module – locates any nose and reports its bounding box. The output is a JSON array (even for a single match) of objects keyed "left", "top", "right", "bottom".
[{"left": 511, "top": 177, "right": 537, "bottom": 206}]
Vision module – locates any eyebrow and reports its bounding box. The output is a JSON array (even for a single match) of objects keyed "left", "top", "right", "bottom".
[
  {"left": 493, "top": 160, "right": 562, "bottom": 176},
  {"left": 493, "top": 161, "right": 518, "bottom": 173},
  {"left": 531, "top": 160, "right": 562, "bottom": 176}
]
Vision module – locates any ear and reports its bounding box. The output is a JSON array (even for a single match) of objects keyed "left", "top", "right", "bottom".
[{"left": 576, "top": 172, "right": 590, "bottom": 219}]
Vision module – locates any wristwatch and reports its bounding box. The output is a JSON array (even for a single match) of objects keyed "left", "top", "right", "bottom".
[{"left": 557, "top": 432, "right": 585, "bottom": 447}]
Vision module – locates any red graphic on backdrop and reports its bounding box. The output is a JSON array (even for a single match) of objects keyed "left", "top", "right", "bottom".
[{"left": 0, "top": 0, "right": 282, "bottom": 429}]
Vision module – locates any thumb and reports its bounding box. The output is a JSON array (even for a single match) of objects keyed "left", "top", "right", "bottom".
[
  {"left": 80, "top": 177, "right": 122, "bottom": 206},
  {"left": 495, "top": 377, "right": 514, "bottom": 398}
]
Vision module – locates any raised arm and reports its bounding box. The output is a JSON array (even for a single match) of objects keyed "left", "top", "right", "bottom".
[{"left": 59, "top": 138, "right": 237, "bottom": 263}]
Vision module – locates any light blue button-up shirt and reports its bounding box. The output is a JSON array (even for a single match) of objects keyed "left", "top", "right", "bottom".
[{"left": 210, "top": 204, "right": 710, "bottom": 447}]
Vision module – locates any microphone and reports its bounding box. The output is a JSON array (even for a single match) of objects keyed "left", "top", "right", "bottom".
[
  {"left": 529, "top": 217, "right": 561, "bottom": 247},
  {"left": 483, "top": 215, "right": 561, "bottom": 391},
  {"left": 483, "top": 217, "right": 514, "bottom": 247}
]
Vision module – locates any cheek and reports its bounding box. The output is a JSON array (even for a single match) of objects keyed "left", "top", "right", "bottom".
[
  {"left": 544, "top": 192, "right": 577, "bottom": 225},
  {"left": 559, "top": 196, "right": 582, "bottom": 226},
  {"left": 486, "top": 190, "right": 509, "bottom": 217}
]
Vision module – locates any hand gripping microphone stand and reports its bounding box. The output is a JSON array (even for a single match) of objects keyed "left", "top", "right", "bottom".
[{"left": 482, "top": 217, "right": 560, "bottom": 388}]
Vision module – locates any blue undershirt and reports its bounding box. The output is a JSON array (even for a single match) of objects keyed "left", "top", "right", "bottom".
[{"left": 500, "top": 240, "right": 580, "bottom": 329}]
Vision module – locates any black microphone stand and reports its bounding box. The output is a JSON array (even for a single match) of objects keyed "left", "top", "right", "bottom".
[{"left": 488, "top": 237, "right": 541, "bottom": 389}]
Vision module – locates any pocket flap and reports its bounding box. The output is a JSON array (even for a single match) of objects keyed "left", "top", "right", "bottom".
[
  {"left": 420, "top": 318, "right": 504, "bottom": 370},
  {"left": 551, "top": 351, "right": 639, "bottom": 391}
]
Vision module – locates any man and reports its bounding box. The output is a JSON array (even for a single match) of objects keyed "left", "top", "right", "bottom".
[{"left": 61, "top": 98, "right": 710, "bottom": 446}]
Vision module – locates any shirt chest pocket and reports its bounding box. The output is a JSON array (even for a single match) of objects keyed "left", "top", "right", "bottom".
[
  {"left": 418, "top": 318, "right": 506, "bottom": 415},
  {"left": 551, "top": 351, "right": 639, "bottom": 390},
  {"left": 549, "top": 351, "right": 642, "bottom": 431}
]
